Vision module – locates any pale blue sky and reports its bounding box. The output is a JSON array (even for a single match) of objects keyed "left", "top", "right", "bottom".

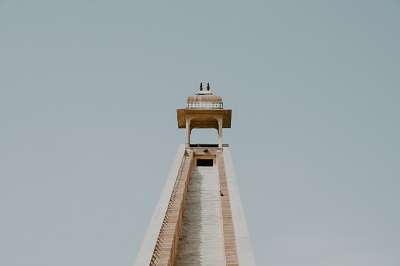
[{"left": 1, "top": 0, "right": 399, "bottom": 265}]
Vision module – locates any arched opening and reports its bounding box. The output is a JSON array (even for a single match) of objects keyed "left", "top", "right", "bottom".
[{"left": 189, "top": 128, "right": 219, "bottom": 146}]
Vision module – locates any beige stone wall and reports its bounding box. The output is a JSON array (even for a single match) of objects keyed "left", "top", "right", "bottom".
[
  {"left": 136, "top": 146, "right": 254, "bottom": 266},
  {"left": 149, "top": 150, "right": 194, "bottom": 266},
  {"left": 217, "top": 151, "right": 239, "bottom": 266}
]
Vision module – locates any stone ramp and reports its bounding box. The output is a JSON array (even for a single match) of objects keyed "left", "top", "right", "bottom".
[
  {"left": 135, "top": 147, "right": 255, "bottom": 266},
  {"left": 176, "top": 166, "right": 226, "bottom": 266}
]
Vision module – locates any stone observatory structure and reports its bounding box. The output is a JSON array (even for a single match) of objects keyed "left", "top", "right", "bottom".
[{"left": 135, "top": 82, "right": 255, "bottom": 266}]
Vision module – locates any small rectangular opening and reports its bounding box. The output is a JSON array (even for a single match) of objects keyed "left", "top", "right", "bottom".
[
  {"left": 190, "top": 144, "right": 219, "bottom": 147},
  {"left": 197, "top": 159, "right": 214, "bottom": 167}
]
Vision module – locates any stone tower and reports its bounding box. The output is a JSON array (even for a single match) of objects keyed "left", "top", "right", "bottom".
[{"left": 135, "top": 83, "right": 255, "bottom": 266}]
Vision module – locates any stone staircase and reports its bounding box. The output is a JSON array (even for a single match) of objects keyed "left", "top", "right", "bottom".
[{"left": 176, "top": 166, "right": 226, "bottom": 265}]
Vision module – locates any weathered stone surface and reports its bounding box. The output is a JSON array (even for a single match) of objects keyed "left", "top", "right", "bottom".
[{"left": 176, "top": 164, "right": 225, "bottom": 265}]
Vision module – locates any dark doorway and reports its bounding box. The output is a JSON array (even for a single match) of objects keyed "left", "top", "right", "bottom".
[{"left": 196, "top": 159, "right": 214, "bottom": 167}]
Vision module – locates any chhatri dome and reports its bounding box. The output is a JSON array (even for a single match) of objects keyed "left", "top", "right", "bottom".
[
  {"left": 177, "top": 81, "right": 232, "bottom": 147},
  {"left": 186, "top": 82, "right": 223, "bottom": 109}
]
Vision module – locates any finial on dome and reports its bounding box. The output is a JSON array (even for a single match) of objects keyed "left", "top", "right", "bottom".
[{"left": 195, "top": 81, "right": 214, "bottom": 95}]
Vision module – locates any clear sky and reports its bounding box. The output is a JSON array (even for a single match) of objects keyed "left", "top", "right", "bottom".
[{"left": 1, "top": 0, "right": 399, "bottom": 265}]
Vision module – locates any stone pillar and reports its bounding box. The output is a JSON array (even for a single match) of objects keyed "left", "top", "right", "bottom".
[
  {"left": 217, "top": 117, "right": 223, "bottom": 148},
  {"left": 186, "top": 118, "right": 191, "bottom": 147}
]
